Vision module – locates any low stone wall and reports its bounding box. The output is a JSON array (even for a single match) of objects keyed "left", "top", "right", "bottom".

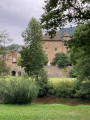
[{"left": 44, "top": 65, "right": 72, "bottom": 78}]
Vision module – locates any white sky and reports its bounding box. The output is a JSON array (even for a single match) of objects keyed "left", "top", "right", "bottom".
[
  {"left": 0, "top": 0, "right": 75, "bottom": 45},
  {"left": 0, "top": 0, "right": 45, "bottom": 45}
]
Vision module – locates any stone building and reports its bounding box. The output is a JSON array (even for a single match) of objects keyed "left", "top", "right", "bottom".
[
  {"left": 5, "top": 27, "right": 75, "bottom": 76},
  {"left": 42, "top": 27, "right": 75, "bottom": 63},
  {"left": 6, "top": 46, "right": 24, "bottom": 76}
]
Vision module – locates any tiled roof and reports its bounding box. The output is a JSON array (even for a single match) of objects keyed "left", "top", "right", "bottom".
[
  {"left": 42, "top": 32, "right": 62, "bottom": 41},
  {"left": 43, "top": 27, "right": 76, "bottom": 41},
  {"left": 59, "top": 27, "right": 76, "bottom": 37}
]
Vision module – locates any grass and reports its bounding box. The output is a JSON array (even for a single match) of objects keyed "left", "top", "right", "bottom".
[
  {"left": 0, "top": 76, "right": 76, "bottom": 81},
  {"left": 49, "top": 78, "right": 76, "bottom": 86},
  {"left": 0, "top": 76, "right": 76, "bottom": 87},
  {"left": 0, "top": 104, "right": 90, "bottom": 120},
  {"left": 0, "top": 76, "right": 89, "bottom": 120}
]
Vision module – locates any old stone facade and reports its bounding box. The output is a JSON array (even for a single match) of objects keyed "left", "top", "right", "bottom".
[
  {"left": 6, "top": 47, "right": 24, "bottom": 76},
  {"left": 42, "top": 27, "right": 75, "bottom": 63},
  {"left": 5, "top": 27, "right": 75, "bottom": 76},
  {"left": 42, "top": 32, "right": 68, "bottom": 63}
]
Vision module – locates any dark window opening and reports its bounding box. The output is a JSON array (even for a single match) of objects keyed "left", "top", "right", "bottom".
[
  {"left": 55, "top": 47, "right": 57, "bottom": 51},
  {"left": 12, "top": 71, "right": 16, "bottom": 76}
]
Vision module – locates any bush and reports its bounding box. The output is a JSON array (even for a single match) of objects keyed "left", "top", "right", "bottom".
[
  {"left": 52, "top": 53, "right": 71, "bottom": 68},
  {"left": 70, "top": 68, "right": 77, "bottom": 78},
  {"left": 36, "top": 69, "right": 49, "bottom": 97},
  {"left": 0, "top": 58, "right": 10, "bottom": 76},
  {"left": 54, "top": 81, "right": 77, "bottom": 98},
  {"left": 47, "top": 82, "right": 56, "bottom": 95},
  {"left": 75, "top": 82, "right": 90, "bottom": 99},
  {"left": 0, "top": 78, "right": 38, "bottom": 104}
]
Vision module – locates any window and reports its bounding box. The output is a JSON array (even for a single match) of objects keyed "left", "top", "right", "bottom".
[
  {"left": 45, "top": 47, "right": 48, "bottom": 51},
  {"left": 12, "top": 58, "right": 16, "bottom": 63},
  {"left": 55, "top": 47, "right": 57, "bottom": 51}
]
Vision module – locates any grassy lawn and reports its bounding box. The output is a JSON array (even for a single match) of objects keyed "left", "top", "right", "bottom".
[
  {"left": 0, "top": 76, "right": 76, "bottom": 81},
  {"left": 0, "top": 104, "right": 90, "bottom": 120},
  {"left": 49, "top": 78, "right": 76, "bottom": 84}
]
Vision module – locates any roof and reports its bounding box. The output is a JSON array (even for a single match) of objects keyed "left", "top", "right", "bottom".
[
  {"left": 43, "top": 27, "right": 76, "bottom": 41},
  {"left": 59, "top": 27, "right": 76, "bottom": 37},
  {"left": 43, "top": 31, "right": 62, "bottom": 41}
]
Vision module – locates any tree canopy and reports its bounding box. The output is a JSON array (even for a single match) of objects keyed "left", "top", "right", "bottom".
[
  {"left": 0, "top": 31, "right": 12, "bottom": 76},
  {"left": 52, "top": 53, "right": 70, "bottom": 68},
  {"left": 67, "top": 22, "right": 90, "bottom": 82},
  {"left": 20, "top": 18, "right": 47, "bottom": 78},
  {"left": 41, "top": 0, "right": 90, "bottom": 36}
]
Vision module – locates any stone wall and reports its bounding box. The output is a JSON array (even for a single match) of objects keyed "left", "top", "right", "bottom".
[{"left": 44, "top": 65, "right": 72, "bottom": 78}]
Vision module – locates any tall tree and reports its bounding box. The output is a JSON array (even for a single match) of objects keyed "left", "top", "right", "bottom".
[
  {"left": 0, "top": 31, "right": 12, "bottom": 55},
  {"left": 0, "top": 31, "right": 12, "bottom": 76},
  {"left": 41, "top": 0, "right": 90, "bottom": 36},
  {"left": 66, "top": 22, "right": 90, "bottom": 82},
  {"left": 20, "top": 17, "right": 47, "bottom": 79}
]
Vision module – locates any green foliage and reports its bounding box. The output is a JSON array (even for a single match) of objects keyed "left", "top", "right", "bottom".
[
  {"left": 67, "top": 22, "right": 90, "bottom": 82},
  {"left": 20, "top": 17, "right": 47, "bottom": 78},
  {"left": 41, "top": 0, "right": 90, "bottom": 36},
  {"left": 52, "top": 53, "right": 70, "bottom": 68},
  {"left": 48, "top": 78, "right": 90, "bottom": 99},
  {"left": 17, "top": 56, "right": 23, "bottom": 66},
  {"left": 0, "top": 58, "right": 4, "bottom": 75},
  {"left": 6, "top": 44, "right": 20, "bottom": 51},
  {"left": 53, "top": 81, "right": 77, "bottom": 98},
  {"left": 0, "top": 31, "right": 12, "bottom": 76},
  {"left": 0, "top": 78, "right": 38, "bottom": 104},
  {"left": 70, "top": 68, "right": 77, "bottom": 78},
  {"left": 0, "top": 58, "right": 10, "bottom": 76},
  {"left": 36, "top": 69, "right": 49, "bottom": 97},
  {"left": 75, "top": 83, "right": 90, "bottom": 99}
]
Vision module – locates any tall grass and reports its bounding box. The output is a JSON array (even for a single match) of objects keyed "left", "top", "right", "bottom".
[{"left": 0, "top": 78, "right": 38, "bottom": 104}]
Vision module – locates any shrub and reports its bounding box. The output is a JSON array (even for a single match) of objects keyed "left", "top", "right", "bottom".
[
  {"left": 52, "top": 53, "right": 71, "bottom": 68},
  {"left": 75, "top": 82, "right": 90, "bottom": 99},
  {"left": 36, "top": 69, "right": 49, "bottom": 97},
  {"left": 47, "top": 82, "right": 56, "bottom": 95},
  {"left": 0, "top": 78, "right": 38, "bottom": 104},
  {"left": 55, "top": 81, "right": 77, "bottom": 98},
  {"left": 70, "top": 68, "right": 77, "bottom": 78},
  {"left": 0, "top": 58, "right": 10, "bottom": 76}
]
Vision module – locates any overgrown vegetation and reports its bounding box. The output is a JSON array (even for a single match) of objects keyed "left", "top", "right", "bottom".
[
  {"left": 0, "top": 77, "right": 89, "bottom": 100},
  {"left": 0, "top": 78, "right": 38, "bottom": 104},
  {"left": 70, "top": 68, "right": 77, "bottom": 78},
  {"left": 36, "top": 69, "right": 49, "bottom": 97},
  {"left": 48, "top": 78, "right": 90, "bottom": 99},
  {"left": 0, "top": 58, "right": 10, "bottom": 76}
]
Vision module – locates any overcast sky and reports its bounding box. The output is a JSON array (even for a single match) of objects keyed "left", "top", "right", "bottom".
[
  {"left": 0, "top": 0, "right": 75, "bottom": 45},
  {"left": 0, "top": 0, "right": 45, "bottom": 45}
]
